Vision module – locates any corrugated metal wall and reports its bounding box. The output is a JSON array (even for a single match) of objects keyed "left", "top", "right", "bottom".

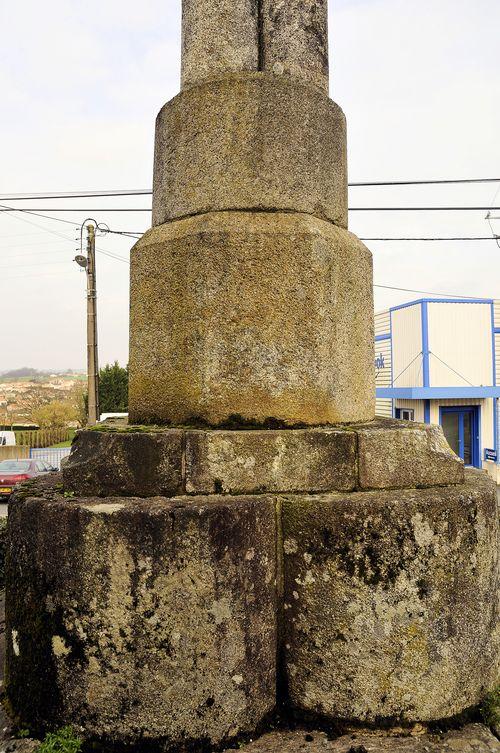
[
  {"left": 494, "top": 300, "right": 500, "bottom": 329},
  {"left": 392, "top": 304, "right": 423, "bottom": 387},
  {"left": 375, "top": 310, "right": 390, "bottom": 337},
  {"left": 375, "top": 333, "right": 392, "bottom": 417},
  {"left": 375, "top": 399, "right": 392, "bottom": 418},
  {"left": 495, "top": 332, "right": 500, "bottom": 385},
  {"left": 428, "top": 302, "right": 492, "bottom": 387}
]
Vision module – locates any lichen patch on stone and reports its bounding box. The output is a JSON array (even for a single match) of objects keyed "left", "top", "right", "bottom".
[{"left": 11, "top": 630, "right": 19, "bottom": 657}]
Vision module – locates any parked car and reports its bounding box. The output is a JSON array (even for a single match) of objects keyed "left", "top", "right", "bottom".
[{"left": 0, "top": 459, "right": 56, "bottom": 500}]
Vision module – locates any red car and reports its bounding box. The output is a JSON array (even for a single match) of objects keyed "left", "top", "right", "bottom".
[{"left": 0, "top": 459, "right": 56, "bottom": 500}]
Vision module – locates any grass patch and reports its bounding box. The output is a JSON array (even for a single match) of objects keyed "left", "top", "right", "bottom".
[{"left": 38, "top": 727, "right": 82, "bottom": 753}]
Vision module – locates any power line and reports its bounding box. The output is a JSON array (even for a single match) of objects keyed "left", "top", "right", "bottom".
[
  {"left": 373, "top": 284, "right": 484, "bottom": 299},
  {"left": 2, "top": 206, "right": 500, "bottom": 213},
  {"left": 349, "top": 177, "right": 500, "bottom": 187},
  {"left": 429, "top": 352, "right": 474, "bottom": 387},
  {"left": 361, "top": 236, "right": 497, "bottom": 242},
  {"left": 0, "top": 203, "right": 80, "bottom": 227},
  {"left": 352, "top": 207, "right": 500, "bottom": 212},
  {"left": 0, "top": 204, "right": 129, "bottom": 263},
  {"left": 2, "top": 177, "right": 500, "bottom": 200}
]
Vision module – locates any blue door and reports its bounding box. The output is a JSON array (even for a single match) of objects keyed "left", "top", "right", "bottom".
[{"left": 440, "top": 407, "right": 480, "bottom": 468}]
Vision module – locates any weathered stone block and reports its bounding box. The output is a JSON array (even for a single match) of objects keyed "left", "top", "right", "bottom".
[
  {"left": 262, "top": 0, "right": 329, "bottom": 93},
  {"left": 355, "top": 418, "right": 464, "bottom": 489},
  {"left": 6, "top": 478, "right": 277, "bottom": 747},
  {"left": 62, "top": 421, "right": 462, "bottom": 499},
  {"left": 129, "top": 211, "right": 374, "bottom": 427},
  {"left": 282, "top": 469, "right": 499, "bottom": 723},
  {"left": 63, "top": 428, "right": 183, "bottom": 497},
  {"left": 185, "top": 429, "right": 357, "bottom": 495},
  {"left": 152, "top": 73, "right": 347, "bottom": 227},
  {"left": 181, "top": 0, "right": 258, "bottom": 89},
  {"left": 222, "top": 725, "right": 500, "bottom": 752}
]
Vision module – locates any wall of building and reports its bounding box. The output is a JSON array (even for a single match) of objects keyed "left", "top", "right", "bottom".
[
  {"left": 374, "top": 310, "right": 390, "bottom": 338},
  {"left": 375, "top": 314, "right": 392, "bottom": 417},
  {"left": 494, "top": 301, "right": 500, "bottom": 329},
  {"left": 391, "top": 304, "right": 423, "bottom": 388},
  {"left": 427, "top": 302, "right": 493, "bottom": 387}
]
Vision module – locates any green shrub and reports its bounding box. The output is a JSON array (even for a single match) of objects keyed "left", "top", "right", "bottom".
[{"left": 38, "top": 727, "right": 82, "bottom": 753}]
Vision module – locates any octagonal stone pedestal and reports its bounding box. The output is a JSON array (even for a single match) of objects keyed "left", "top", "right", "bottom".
[
  {"left": 6, "top": 480, "right": 278, "bottom": 749},
  {"left": 5, "top": 422, "right": 499, "bottom": 749},
  {"left": 282, "top": 469, "right": 499, "bottom": 723}
]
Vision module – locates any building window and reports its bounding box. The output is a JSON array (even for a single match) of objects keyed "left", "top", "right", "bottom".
[{"left": 396, "top": 408, "right": 415, "bottom": 421}]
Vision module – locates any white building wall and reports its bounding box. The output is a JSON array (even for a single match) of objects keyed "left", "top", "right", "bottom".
[
  {"left": 375, "top": 310, "right": 390, "bottom": 337},
  {"left": 427, "top": 302, "right": 493, "bottom": 387},
  {"left": 391, "top": 304, "right": 423, "bottom": 388},
  {"left": 375, "top": 399, "right": 392, "bottom": 418},
  {"left": 375, "top": 335, "right": 392, "bottom": 418},
  {"left": 494, "top": 300, "right": 500, "bottom": 329},
  {"left": 495, "top": 333, "right": 500, "bottom": 384}
]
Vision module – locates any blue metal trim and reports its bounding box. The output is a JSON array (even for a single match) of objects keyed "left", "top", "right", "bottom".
[
  {"left": 389, "top": 297, "right": 493, "bottom": 313},
  {"left": 494, "top": 328, "right": 500, "bottom": 335},
  {"left": 375, "top": 333, "right": 391, "bottom": 342},
  {"left": 377, "top": 386, "right": 500, "bottom": 399},
  {"left": 421, "top": 301, "right": 430, "bottom": 388},
  {"left": 424, "top": 400, "right": 430, "bottom": 424},
  {"left": 389, "top": 309, "right": 394, "bottom": 417},
  {"left": 491, "top": 303, "right": 498, "bottom": 462},
  {"left": 390, "top": 300, "right": 425, "bottom": 313}
]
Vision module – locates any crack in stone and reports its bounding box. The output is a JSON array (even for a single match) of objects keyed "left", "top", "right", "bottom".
[{"left": 257, "top": 0, "right": 265, "bottom": 71}]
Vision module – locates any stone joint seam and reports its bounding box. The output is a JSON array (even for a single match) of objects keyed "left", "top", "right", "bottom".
[{"left": 149, "top": 206, "right": 348, "bottom": 235}]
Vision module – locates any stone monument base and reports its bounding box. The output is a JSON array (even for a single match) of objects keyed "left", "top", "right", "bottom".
[{"left": 5, "top": 420, "right": 499, "bottom": 750}]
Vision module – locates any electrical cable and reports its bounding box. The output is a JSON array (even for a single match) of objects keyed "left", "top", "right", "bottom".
[
  {"left": 360, "top": 236, "right": 497, "bottom": 242},
  {"left": 3, "top": 206, "right": 500, "bottom": 213},
  {"left": 392, "top": 352, "right": 424, "bottom": 385},
  {"left": 428, "top": 352, "right": 475, "bottom": 387},
  {"left": 2, "top": 177, "right": 500, "bottom": 200},
  {"left": 0, "top": 205, "right": 129, "bottom": 263},
  {"left": 373, "top": 284, "right": 484, "bottom": 299}
]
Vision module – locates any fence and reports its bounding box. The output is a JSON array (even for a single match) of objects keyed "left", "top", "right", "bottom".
[
  {"left": 30, "top": 447, "right": 72, "bottom": 470},
  {"left": 15, "top": 428, "right": 70, "bottom": 448},
  {"left": 0, "top": 446, "right": 30, "bottom": 461}
]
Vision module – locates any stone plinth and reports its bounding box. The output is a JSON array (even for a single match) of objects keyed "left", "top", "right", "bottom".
[
  {"left": 129, "top": 212, "right": 374, "bottom": 427},
  {"left": 282, "top": 469, "right": 499, "bottom": 723},
  {"left": 153, "top": 74, "right": 347, "bottom": 228},
  {"left": 63, "top": 420, "right": 464, "bottom": 499},
  {"left": 6, "top": 477, "right": 277, "bottom": 747},
  {"left": 7, "top": 438, "right": 498, "bottom": 742},
  {"left": 222, "top": 725, "right": 500, "bottom": 753}
]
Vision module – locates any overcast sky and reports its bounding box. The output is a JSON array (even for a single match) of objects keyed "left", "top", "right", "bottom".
[{"left": 1, "top": 0, "right": 500, "bottom": 371}]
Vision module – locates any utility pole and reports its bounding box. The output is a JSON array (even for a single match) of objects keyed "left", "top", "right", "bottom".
[
  {"left": 86, "top": 223, "right": 99, "bottom": 425},
  {"left": 75, "top": 221, "right": 99, "bottom": 425}
]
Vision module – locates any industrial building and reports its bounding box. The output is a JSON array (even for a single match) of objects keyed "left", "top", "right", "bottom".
[{"left": 375, "top": 298, "right": 500, "bottom": 483}]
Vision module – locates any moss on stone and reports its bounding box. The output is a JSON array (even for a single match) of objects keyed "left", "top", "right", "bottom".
[{"left": 481, "top": 685, "right": 500, "bottom": 728}]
